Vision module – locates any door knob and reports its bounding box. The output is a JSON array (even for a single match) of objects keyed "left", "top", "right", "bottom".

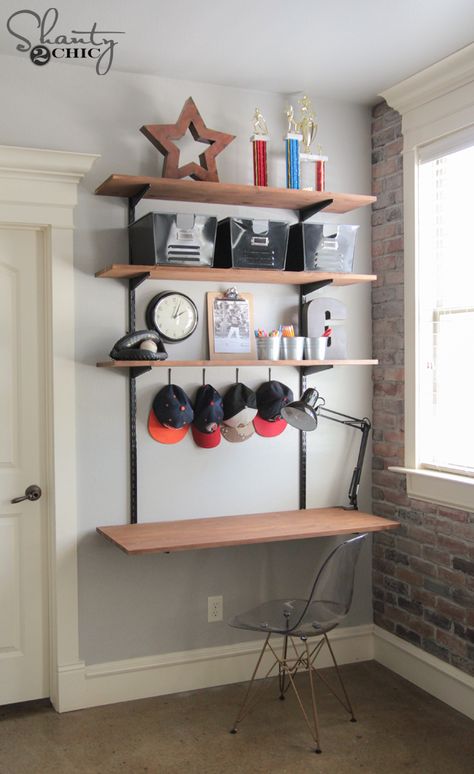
[{"left": 11, "top": 485, "right": 42, "bottom": 504}]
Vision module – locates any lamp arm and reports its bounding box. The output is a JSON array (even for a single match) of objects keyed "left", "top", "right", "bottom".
[{"left": 317, "top": 407, "right": 372, "bottom": 510}]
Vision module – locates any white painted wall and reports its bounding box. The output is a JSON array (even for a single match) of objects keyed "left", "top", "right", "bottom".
[{"left": 0, "top": 54, "right": 373, "bottom": 666}]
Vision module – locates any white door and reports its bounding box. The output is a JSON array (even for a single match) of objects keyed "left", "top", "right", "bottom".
[{"left": 0, "top": 226, "right": 49, "bottom": 704}]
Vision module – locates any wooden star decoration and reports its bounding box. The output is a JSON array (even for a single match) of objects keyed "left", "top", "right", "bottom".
[{"left": 140, "top": 97, "right": 235, "bottom": 183}]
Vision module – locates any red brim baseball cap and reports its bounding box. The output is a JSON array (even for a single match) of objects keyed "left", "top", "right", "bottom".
[
  {"left": 253, "top": 414, "right": 288, "bottom": 438},
  {"left": 191, "top": 424, "right": 221, "bottom": 448},
  {"left": 148, "top": 410, "right": 190, "bottom": 444}
]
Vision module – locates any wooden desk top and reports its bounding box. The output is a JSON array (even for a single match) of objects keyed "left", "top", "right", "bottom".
[{"left": 97, "top": 507, "right": 399, "bottom": 555}]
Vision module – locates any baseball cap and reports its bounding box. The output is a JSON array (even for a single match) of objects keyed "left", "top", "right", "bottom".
[
  {"left": 222, "top": 383, "right": 257, "bottom": 443},
  {"left": 148, "top": 384, "right": 194, "bottom": 444},
  {"left": 192, "top": 385, "right": 224, "bottom": 448},
  {"left": 254, "top": 381, "right": 294, "bottom": 437}
]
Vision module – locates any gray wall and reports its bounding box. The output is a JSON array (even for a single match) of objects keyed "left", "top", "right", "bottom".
[{"left": 0, "top": 54, "right": 373, "bottom": 665}]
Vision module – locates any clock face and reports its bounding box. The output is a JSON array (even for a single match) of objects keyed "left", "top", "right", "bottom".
[{"left": 146, "top": 292, "right": 198, "bottom": 342}]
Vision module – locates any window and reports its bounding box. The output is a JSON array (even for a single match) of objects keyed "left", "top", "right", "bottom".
[
  {"left": 382, "top": 43, "right": 474, "bottom": 510},
  {"left": 417, "top": 133, "right": 474, "bottom": 479}
]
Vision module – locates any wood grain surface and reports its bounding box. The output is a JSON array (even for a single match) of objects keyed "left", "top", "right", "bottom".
[
  {"left": 97, "top": 508, "right": 399, "bottom": 555},
  {"left": 95, "top": 175, "right": 375, "bottom": 213},
  {"left": 95, "top": 264, "right": 377, "bottom": 286}
]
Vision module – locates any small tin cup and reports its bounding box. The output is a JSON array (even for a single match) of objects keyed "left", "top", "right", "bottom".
[
  {"left": 304, "top": 337, "right": 327, "bottom": 360},
  {"left": 280, "top": 336, "right": 305, "bottom": 360},
  {"left": 256, "top": 337, "right": 281, "bottom": 360}
]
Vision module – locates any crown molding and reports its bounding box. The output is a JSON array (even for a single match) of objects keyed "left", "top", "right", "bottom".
[
  {"left": 381, "top": 43, "right": 474, "bottom": 115},
  {"left": 0, "top": 145, "right": 99, "bottom": 180},
  {"left": 0, "top": 145, "right": 99, "bottom": 215}
]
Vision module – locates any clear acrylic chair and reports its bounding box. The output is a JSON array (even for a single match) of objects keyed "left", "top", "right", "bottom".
[{"left": 228, "top": 533, "right": 367, "bottom": 754}]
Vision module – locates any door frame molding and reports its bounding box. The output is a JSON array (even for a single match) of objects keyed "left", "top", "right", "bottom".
[{"left": 0, "top": 145, "right": 98, "bottom": 709}]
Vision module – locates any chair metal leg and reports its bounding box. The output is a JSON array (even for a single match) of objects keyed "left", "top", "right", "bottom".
[
  {"left": 230, "top": 631, "right": 355, "bottom": 754},
  {"left": 230, "top": 633, "right": 274, "bottom": 732},
  {"left": 304, "top": 638, "right": 322, "bottom": 753},
  {"left": 322, "top": 633, "right": 356, "bottom": 721},
  {"left": 278, "top": 634, "right": 289, "bottom": 699},
  {"left": 279, "top": 636, "right": 306, "bottom": 698},
  {"left": 285, "top": 638, "right": 321, "bottom": 753}
]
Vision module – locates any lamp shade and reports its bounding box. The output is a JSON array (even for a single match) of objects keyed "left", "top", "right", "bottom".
[{"left": 281, "top": 388, "right": 321, "bottom": 431}]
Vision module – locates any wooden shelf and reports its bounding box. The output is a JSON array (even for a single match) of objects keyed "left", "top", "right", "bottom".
[
  {"left": 95, "top": 175, "right": 375, "bottom": 214},
  {"left": 97, "top": 507, "right": 399, "bottom": 555},
  {"left": 97, "top": 359, "right": 377, "bottom": 369},
  {"left": 96, "top": 264, "right": 376, "bottom": 286}
]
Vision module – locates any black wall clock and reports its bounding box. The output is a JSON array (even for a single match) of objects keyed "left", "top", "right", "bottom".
[{"left": 146, "top": 291, "right": 198, "bottom": 342}]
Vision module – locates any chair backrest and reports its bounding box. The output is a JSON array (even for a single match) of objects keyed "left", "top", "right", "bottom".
[{"left": 290, "top": 533, "right": 367, "bottom": 632}]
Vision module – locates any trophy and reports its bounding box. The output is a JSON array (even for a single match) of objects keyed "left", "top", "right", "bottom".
[
  {"left": 250, "top": 108, "right": 268, "bottom": 186},
  {"left": 284, "top": 104, "right": 302, "bottom": 189},
  {"left": 297, "top": 95, "right": 327, "bottom": 191}
]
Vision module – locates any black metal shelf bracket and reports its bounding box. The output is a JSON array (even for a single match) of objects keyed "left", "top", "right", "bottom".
[
  {"left": 302, "top": 364, "right": 334, "bottom": 376},
  {"left": 301, "top": 278, "right": 333, "bottom": 295},
  {"left": 128, "top": 184, "right": 152, "bottom": 225},
  {"left": 130, "top": 365, "right": 153, "bottom": 378},
  {"left": 129, "top": 375, "right": 139, "bottom": 524},
  {"left": 298, "top": 275, "right": 337, "bottom": 507},
  {"left": 127, "top": 188, "right": 151, "bottom": 524},
  {"left": 128, "top": 284, "right": 137, "bottom": 334},
  {"left": 299, "top": 369, "right": 307, "bottom": 511},
  {"left": 298, "top": 198, "right": 334, "bottom": 222},
  {"left": 298, "top": 287, "right": 306, "bottom": 510},
  {"left": 127, "top": 274, "right": 151, "bottom": 333},
  {"left": 129, "top": 272, "right": 151, "bottom": 292}
]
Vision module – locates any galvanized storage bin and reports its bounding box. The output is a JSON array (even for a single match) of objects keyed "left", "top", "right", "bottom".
[
  {"left": 128, "top": 212, "right": 217, "bottom": 266},
  {"left": 214, "top": 217, "right": 290, "bottom": 270},
  {"left": 286, "top": 223, "right": 359, "bottom": 272}
]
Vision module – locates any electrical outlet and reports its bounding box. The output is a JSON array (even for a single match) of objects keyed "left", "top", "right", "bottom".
[{"left": 208, "top": 595, "right": 223, "bottom": 622}]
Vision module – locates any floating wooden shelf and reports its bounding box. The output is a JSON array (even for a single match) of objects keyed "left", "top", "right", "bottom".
[
  {"left": 96, "top": 264, "right": 376, "bottom": 286},
  {"left": 95, "top": 175, "right": 376, "bottom": 214},
  {"left": 97, "top": 507, "right": 399, "bottom": 555},
  {"left": 97, "top": 359, "right": 378, "bottom": 369}
]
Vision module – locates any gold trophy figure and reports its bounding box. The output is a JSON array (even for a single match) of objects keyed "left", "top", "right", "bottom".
[
  {"left": 297, "top": 95, "right": 318, "bottom": 153},
  {"left": 253, "top": 108, "right": 268, "bottom": 135},
  {"left": 285, "top": 105, "right": 298, "bottom": 134}
]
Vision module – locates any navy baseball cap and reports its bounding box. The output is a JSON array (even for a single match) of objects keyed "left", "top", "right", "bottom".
[
  {"left": 192, "top": 385, "right": 224, "bottom": 448},
  {"left": 254, "top": 381, "right": 294, "bottom": 437},
  {"left": 148, "top": 385, "right": 194, "bottom": 444}
]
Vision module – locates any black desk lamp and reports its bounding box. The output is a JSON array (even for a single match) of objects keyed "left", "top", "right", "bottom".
[{"left": 281, "top": 388, "right": 371, "bottom": 511}]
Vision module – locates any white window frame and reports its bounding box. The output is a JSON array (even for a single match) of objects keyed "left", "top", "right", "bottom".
[{"left": 381, "top": 43, "right": 474, "bottom": 512}]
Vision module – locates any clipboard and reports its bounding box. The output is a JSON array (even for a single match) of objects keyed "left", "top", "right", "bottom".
[{"left": 207, "top": 287, "right": 256, "bottom": 361}]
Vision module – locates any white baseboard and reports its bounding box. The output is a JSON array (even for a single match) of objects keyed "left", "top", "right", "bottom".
[
  {"left": 54, "top": 623, "right": 374, "bottom": 713},
  {"left": 53, "top": 626, "right": 474, "bottom": 719},
  {"left": 374, "top": 625, "right": 474, "bottom": 720}
]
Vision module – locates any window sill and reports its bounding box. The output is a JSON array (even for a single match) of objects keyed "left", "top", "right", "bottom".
[{"left": 389, "top": 467, "right": 474, "bottom": 513}]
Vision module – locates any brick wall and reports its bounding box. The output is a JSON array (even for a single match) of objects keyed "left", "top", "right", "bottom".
[{"left": 371, "top": 100, "right": 474, "bottom": 677}]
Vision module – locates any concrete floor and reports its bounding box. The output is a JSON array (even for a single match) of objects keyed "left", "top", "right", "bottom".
[{"left": 0, "top": 661, "right": 473, "bottom": 773}]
